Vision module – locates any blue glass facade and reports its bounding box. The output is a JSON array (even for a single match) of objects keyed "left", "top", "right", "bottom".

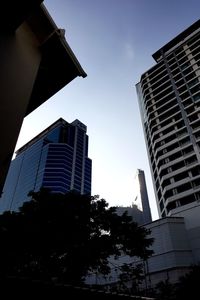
[
  {"left": 0, "top": 118, "right": 92, "bottom": 213},
  {"left": 42, "top": 143, "right": 74, "bottom": 194}
]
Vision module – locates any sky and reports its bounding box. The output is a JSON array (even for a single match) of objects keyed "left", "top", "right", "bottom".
[{"left": 15, "top": 0, "right": 200, "bottom": 221}]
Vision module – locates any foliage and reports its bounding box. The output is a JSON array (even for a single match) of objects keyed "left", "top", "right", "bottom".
[
  {"left": 117, "top": 262, "right": 144, "bottom": 294},
  {"left": 0, "top": 188, "right": 153, "bottom": 285},
  {"left": 175, "top": 264, "right": 200, "bottom": 300},
  {"left": 154, "top": 265, "right": 200, "bottom": 300},
  {"left": 155, "top": 279, "right": 177, "bottom": 300}
]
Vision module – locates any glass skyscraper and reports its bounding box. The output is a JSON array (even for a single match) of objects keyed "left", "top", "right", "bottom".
[
  {"left": 0, "top": 118, "right": 92, "bottom": 213},
  {"left": 136, "top": 20, "right": 200, "bottom": 218}
]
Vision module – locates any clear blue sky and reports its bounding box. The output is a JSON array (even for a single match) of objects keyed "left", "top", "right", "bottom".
[{"left": 15, "top": 0, "right": 200, "bottom": 220}]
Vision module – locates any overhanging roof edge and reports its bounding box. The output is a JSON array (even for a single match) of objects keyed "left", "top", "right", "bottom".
[{"left": 41, "top": 3, "right": 87, "bottom": 78}]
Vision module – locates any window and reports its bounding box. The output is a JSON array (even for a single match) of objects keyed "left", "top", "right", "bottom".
[
  {"left": 168, "top": 167, "right": 172, "bottom": 173},
  {"left": 194, "top": 93, "right": 200, "bottom": 101},
  {"left": 180, "top": 62, "right": 190, "bottom": 70},
  {"left": 163, "top": 148, "right": 167, "bottom": 154}
]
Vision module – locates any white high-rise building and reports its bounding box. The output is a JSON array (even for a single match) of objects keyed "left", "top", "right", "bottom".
[
  {"left": 135, "top": 20, "right": 200, "bottom": 287},
  {"left": 136, "top": 19, "right": 200, "bottom": 218}
]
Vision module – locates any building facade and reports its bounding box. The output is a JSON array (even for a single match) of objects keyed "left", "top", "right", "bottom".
[
  {"left": 143, "top": 217, "right": 194, "bottom": 288},
  {"left": 136, "top": 19, "right": 200, "bottom": 218},
  {"left": 0, "top": 118, "right": 92, "bottom": 213}
]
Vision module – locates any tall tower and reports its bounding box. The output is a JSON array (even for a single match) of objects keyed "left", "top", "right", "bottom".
[
  {"left": 0, "top": 118, "right": 92, "bottom": 212},
  {"left": 136, "top": 20, "right": 200, "bottom": 218},
  {"left": 134, "top": 169, "right": 152, "bottom": 223}
]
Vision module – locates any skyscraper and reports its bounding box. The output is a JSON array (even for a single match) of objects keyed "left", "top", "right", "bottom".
[
  {"left": 136, "top": 20, "right": 200, "bottom": 218},
  {"left": 0, "top": 118, "right": 92, "bottom": 213}
]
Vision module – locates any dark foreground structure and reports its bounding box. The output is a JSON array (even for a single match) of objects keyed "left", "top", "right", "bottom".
[
  {"left": 0, "top": 277, "right": 155, "bottom": 300},
  {"left": 0, "top": 1, "right": 86, "bottom": 194}
]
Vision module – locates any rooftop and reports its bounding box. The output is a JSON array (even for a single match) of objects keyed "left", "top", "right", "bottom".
[
  {"left": 152, "top": 19, "right": 200, "bottom": 62},
  {"left": 15, "top": 118, "right": 86, "bottom": 156}
]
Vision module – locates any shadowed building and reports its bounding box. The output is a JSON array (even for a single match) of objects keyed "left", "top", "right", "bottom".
[
  {"left": 0, "top": 118, "right": 92, "bottom": 213},
  {"left": 0, "top": 1, "right": 86, "bottom": 194}
]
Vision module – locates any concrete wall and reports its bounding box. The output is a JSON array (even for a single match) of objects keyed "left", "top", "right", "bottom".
[
  {"left": 145, "top": 217, "right": 193, "bottom": 272},
  {"left": 143, "top": 217, "right": 194, "bottom": 287},
  {"left": 171, "top": 202, "right": 200, "bottom": 262}
]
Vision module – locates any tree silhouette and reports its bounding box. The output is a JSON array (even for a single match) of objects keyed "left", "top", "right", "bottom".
[
  {"left": 175, "top": 265, "right": 200, "bottom": 300},
  {"left": 155, "top": 279, "right": 176, "bottom": 300},
  {"left": 0, "top": 188, "right": 153, "bottom": 286},
  {"left": 154, "top": 265, "right": 200, "bottom": 300}
]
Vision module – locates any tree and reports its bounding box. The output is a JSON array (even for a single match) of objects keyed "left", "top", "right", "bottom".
[
  {"left": 154, "top": 265, "right": 200, "bottom": 300},
  {"left": 155, "top": 279, "right": 177, "bottom": 300},
  {"left": 175, "top": 265, "right": 200, "bottom": 300},
  {"left": 0, "top": 188, "right": 153, "bottom": 286}
]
